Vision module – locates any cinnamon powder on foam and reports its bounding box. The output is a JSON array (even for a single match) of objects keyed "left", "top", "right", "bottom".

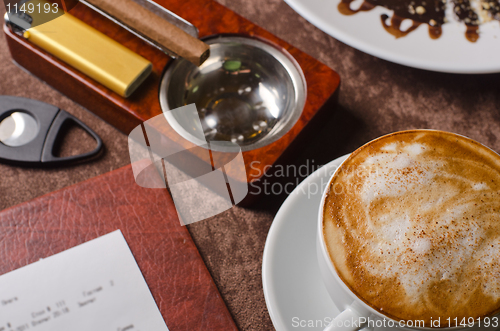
[{"left": 323, "top": 132, "right": 500, "bottom": 325}]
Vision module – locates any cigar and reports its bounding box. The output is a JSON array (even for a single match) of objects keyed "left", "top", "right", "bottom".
[{"left": 82, "top": 0, "right": 210, "bottom": 66}]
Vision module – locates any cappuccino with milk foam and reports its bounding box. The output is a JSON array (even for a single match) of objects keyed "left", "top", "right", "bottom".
[{"left": 323, "top": 130, "right": 500, "bottom": 326}]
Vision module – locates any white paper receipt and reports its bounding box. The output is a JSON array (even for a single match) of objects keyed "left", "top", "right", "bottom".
[{"left": 0, "top": 230, "right": 169, "bottom": 331}]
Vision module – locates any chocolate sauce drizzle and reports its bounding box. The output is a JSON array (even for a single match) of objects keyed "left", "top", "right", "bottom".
[
  {"left": 452, "top": 0, "right": 480, "bottom": 41},
  {"left": 338, "top": 0, "right": 375, "bottom": 15},
  {"left": 465, "top": 25, "right": 480, "bottom": 41},
  {"left": 338, "top": 0, "right": 500, "bottom": 42},
  {"left": 381, "top": 14, "right": 422, "bottom": 38},
  {"left": 428, "top": 25, "right": 443, "bottom": 39}
]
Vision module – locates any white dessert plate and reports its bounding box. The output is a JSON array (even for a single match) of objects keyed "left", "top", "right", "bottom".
[
  {"left": 262, "top": 154, "right": 348, "bottom": 331},
  {"left": 284, "top": 0, "right": 500, "bottom": 73}
]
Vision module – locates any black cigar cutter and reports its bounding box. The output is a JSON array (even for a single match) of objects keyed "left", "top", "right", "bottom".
[{"left": 0, "top": 96, "right": 103, "bottom": 166}]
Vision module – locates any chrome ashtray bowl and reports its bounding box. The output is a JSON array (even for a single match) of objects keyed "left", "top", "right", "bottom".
[{"left": 159, "top": 35, "right": 307, "bottom": 152}]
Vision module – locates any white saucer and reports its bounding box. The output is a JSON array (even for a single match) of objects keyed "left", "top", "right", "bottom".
[
  {"left": 262, "top": 154, "right": 500, "bottom": 331},
  {"left": 262, "top": 155, "right": 349, "bottom": 331}
]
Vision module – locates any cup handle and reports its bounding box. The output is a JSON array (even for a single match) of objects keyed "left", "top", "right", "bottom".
[{"left": 323, "top": 306, "right": 367, "bottom": 331}]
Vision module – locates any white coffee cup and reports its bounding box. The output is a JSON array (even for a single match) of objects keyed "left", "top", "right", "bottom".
[{"left": 316, "top": 147, "right": 499, "bottom": 331}]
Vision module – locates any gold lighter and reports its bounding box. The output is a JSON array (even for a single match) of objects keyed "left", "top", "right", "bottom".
[{"left": 5, "top": 0, "right": 152, "bottom": 98}]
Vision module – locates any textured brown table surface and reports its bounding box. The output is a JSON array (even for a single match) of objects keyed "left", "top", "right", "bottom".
[{"left": 1, "top": 1, "right": 500, "bottom": 330}]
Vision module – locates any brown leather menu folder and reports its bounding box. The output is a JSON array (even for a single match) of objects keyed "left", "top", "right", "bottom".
[{"left": 0, "top": 164, "right": 238, "bottom": 331}]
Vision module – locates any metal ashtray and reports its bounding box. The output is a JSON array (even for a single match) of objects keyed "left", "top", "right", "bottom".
[
  {"left": 159, "top": 35, "right": 307, "bottom": 152},
  {"left": 72, "top": 0, "right": 308, "bottom": 152}
]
